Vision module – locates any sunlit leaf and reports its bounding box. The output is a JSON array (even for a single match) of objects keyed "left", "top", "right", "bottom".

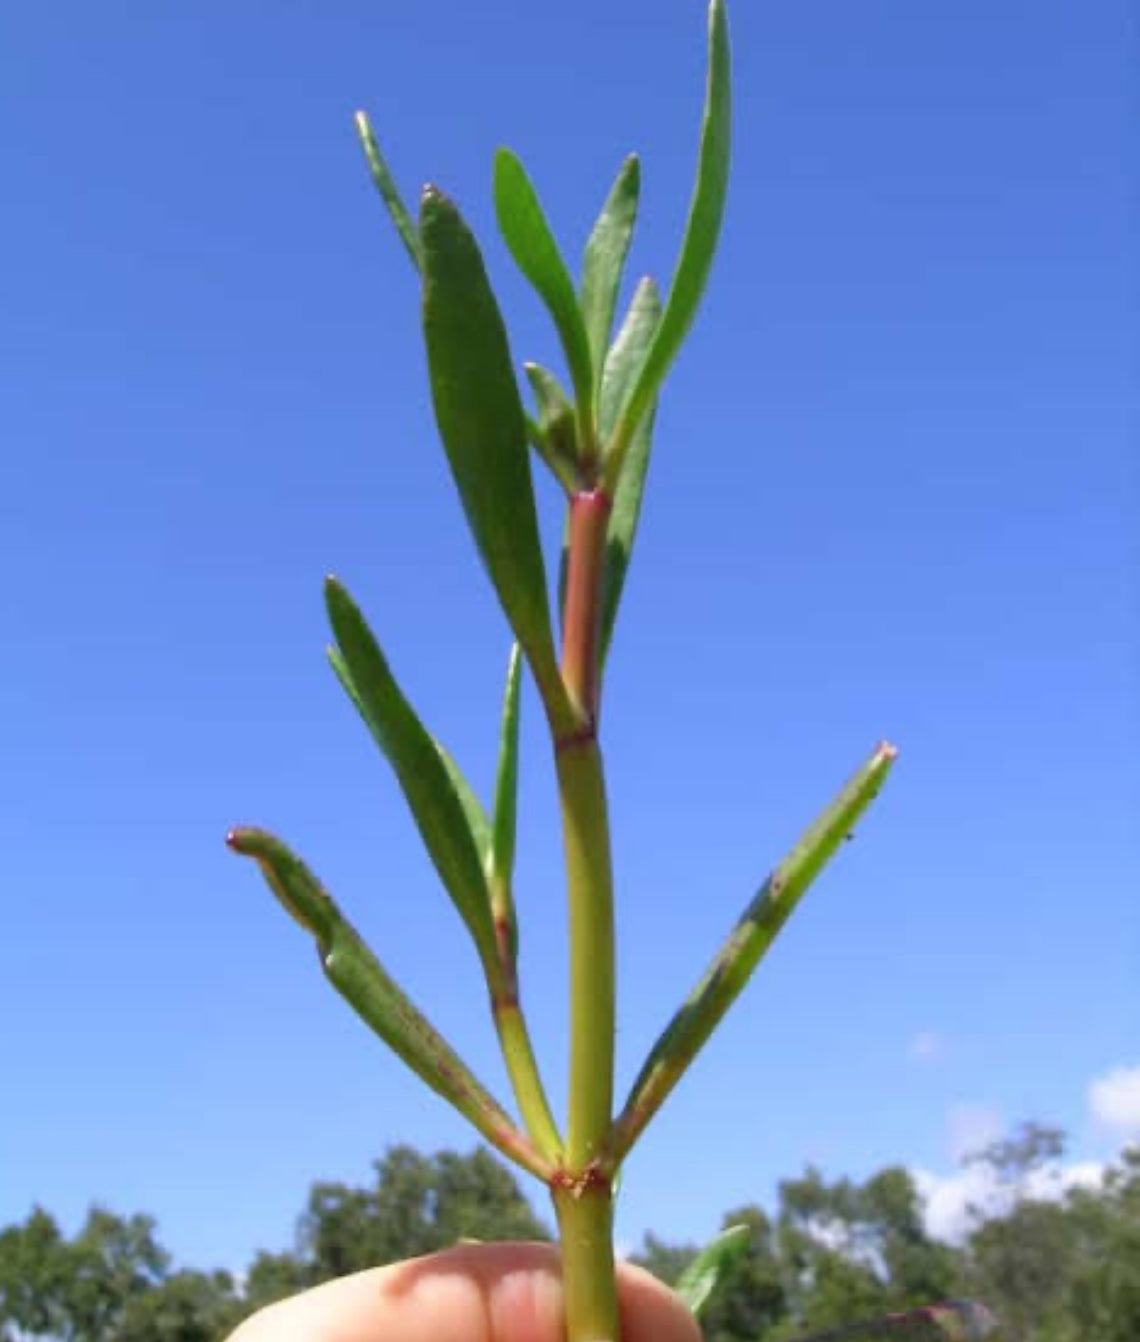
[
  {"left": 525, "top": 363, "right": 580, "bottom": 492},
  {"left": 603, "top": 0, "right": 730, "bottom": 490},
  {"left": 491, "top": 644, "right": 523, "bottom": 883},
  {"left": 675, "top": 1223, "right": 751, "bottom": 1317},
  {"left": 325, "top": 578, "right": 495, "bottom": 965},
  {"left": 354, "top": 112, "right": 422, "bottom": 273},
  {"left": 613, "top": 742, "right": 899, "bottom": 1160},
  {"left": 227, "top": 827, "right": 549, "bottom": 1181},
  {"left": 580, "top": 155, "right": 641, "bottom": 376},
  {"left": 494, "top": 149, "right": 596, "bottom": 445},
  {"left": 419, "top": 187, "right": 571, "bottom": 733},
  {"left": 598, "top": 276, "right": 662, "bottom": 665},
  {"left": 435, "top": 738, "right": 492, "bottom": 868}
]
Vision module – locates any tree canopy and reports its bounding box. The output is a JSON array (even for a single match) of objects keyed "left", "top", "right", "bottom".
[{"left": 1, "top": 1132, "right": 1136, "bottom": 1340}]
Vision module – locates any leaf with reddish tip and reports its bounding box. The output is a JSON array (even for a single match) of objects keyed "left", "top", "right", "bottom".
[
  {"left": 784, "top": 1300, "right": 1000, "bottom": 1342},
  {"left": 419, "top": 187, "right": 572, "bottom": 735},
  {"left": 227, "top": 827, "right": 550, "bottom": 1181},
  {"left": 603, "top": 0, "right": 730, "bottom": 491},
  {"left": 354, "top": 111, "right": 422, "bottom": 273},
  {"left": 494, "top": 148, "right": 595, "bottom": 444},
  {"left": 580, "top": 154, "right": 641, "bottom": 375},
  {"left": 675, "top": 1223, "right": 751, "bottom": 1317},
  {"left": 612, "top": 742, "right": 899, "bottom": 1162},
  {"left": 325, "top": 577, "right": 496, "bottom": 969}
]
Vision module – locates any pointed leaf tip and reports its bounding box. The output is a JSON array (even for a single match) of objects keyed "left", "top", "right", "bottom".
[
  {"left": 229, "top": 826, "right": 551, "bottom": 1181},
  {"left": 355, "top": 112, "right": 423, "bottom": 273},
  {"left": 581, "top": 153, "right": 642, "bottom": 376},
  {"left": 493, "top": 147, "right": 595, "bottom": 440},
  {"left": 675, "top": 1223, "right": 752, "bottom": 1317},
  {"left": 603, "top": 0, "right": 731, "bottom": 490}
]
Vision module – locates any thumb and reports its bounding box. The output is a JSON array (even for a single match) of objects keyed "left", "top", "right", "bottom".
[{"left": 229, "top": 1241, "right": 700, "bottom": 1342}]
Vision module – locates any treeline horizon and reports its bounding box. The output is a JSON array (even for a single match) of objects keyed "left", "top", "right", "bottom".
[{"left": 1, "top": 1124, "right": 1136, "bottom": 1341}]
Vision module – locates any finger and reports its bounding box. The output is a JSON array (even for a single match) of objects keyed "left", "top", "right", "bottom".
[{"left": 228, "top": 1241, "right": 700, "bottom": 1342}]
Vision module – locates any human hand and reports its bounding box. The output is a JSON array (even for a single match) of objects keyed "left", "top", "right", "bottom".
[{"left": 228, "top": 1241, "right": 700, "bottom": 1342}]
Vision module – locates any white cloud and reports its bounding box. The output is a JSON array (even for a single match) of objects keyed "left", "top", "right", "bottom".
[
  {"left": 914, "top": 1157, "right": 1105, "bottom": 1244},
  {"left": 908, "top": 1032, "right": 942, "bottom": 1062},
  {"left": 913, "top": 1163, "right": 995, "bottom": 1243},
  {"left": 1089, "top": 1064, "right": 1140, "bottom": 1133},
  {"left": 946, "top": 1103, "right": 1004, "bottom": 1163}
]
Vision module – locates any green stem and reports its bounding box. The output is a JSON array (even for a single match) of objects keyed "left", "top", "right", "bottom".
[
  {"left": 557, "top": 739, "right": 615, "bottom": 1167},
  {"left": 558, "top": 490, "right": 615, "bottom": 1168},
  {"left": 553, "top": 488, "right": 620, "bottom": 1342},
  {"left": 494, "top": 1002, "right": 562, "bottom": 1163},
  {"left": 488, "top": 920, "right": 563, "bottom": 1165},
  {"left": 553, "top": 1182, "right": 619, "bottom": 1342}
]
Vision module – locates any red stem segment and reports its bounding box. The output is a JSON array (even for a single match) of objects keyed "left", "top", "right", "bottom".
[{"left": 560, "top": 490, "right": 612, "bottom": 723}]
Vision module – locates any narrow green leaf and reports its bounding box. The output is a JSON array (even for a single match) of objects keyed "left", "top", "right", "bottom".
[
  {"left": 493, "top": 149, "right": 596, "bottom": 447},
  {"left": 525, "top": 361, "right": 575, "bottom": 430},
  {"left": 491, "top": 644, "right": 522, "bottom": 882},
  {"left": 354, "top": 111, "right": 422, "bottom": 273},
  {"left": 419, "top": 187, "right": 572, "bottom": 734},
  {"left": 524, "top": 363, "right": 580, "bottom": 492},
  {"left": 435, "top": 738, "right": 492, "bottom": 869},
  {"left": 325, "top": 577, "right": 496, "bottom": 965},
  {"left": 525, "top": 412, "right": 578, "bottom": 496},
  {"left": 612, "top": 742, "right": 899, "bottom": 1161},
  {"left": 580, "top": 154, "right": 641, "bottom": 376},
  {"left": 675, "top": 1224, "right": 751, "bottom": 1317},
  {"left": 227, "top": 827, "right": 551, "bottom": 1181},
  {"left": 603, "top": 0, "right": 731, "bottom": 491},
  {"left": 784, "top": 1300, "right": 1000, "bottom": 1342},
  {"left": 597, "top": 277, "right": 663, "bottom": 665}
]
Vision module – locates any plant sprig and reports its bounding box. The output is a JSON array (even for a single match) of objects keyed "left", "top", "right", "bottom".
[{"left": 228, "top": 6, "right": 985, "bottom": 1340}]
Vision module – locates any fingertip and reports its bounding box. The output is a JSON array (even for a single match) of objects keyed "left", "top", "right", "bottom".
[
  {"left": 616, "top": 1261, "right": 702, "bottom": 1342},
  {"left": 225, "top": 1244, "right": 701, "bottom": 1342}
]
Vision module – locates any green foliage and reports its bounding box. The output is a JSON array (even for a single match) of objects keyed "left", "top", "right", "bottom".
[
  {"left": 613, "top": 744, "right": 898, "bottom": 1160},
  {"left": 0, "top": 1207, "right": 70, "bottom": 1337},
  {"left": 325, "top": 576, "right": 496, "bottom": 965},
  {"left": 675, "top": 1223, "right": 753, "bottom": 1317},
  {"left": 115, "top": 1270, "right": 240, "bottom": 1342},
  {"left": 7, "top": 1138, "right": 1140, "bottom": 1340},
  {"left": 298, "top": 1146, "right": 549, "bottom": 1280},
  {"left": 602, "top": 0, "right": 732, "bottom": 490},
  {"left": 0, "top": 1207, "right": 174, "bottom": 1342},
  {"left": 241, "top": 1250, "right": 314, "bottom": 1316},
  {"left": 580, "top": 154, "right": 641, "bottom": 377},
  {"left": 419, "top": 185, "right": 567, "bottom": 726},
  {"left": 700, "top": 1207, "right": 788, "bottom": 1342},
  {"left": 235, "top": 4, "right": 902, "bottom": 1339},
  {"left": 494, "top": 149, "right": 596, "bottom": 442},
  {"left": 353, "top": 111, "right": 422, "bottom": 273},
  {"left": 597, "top": 276, "right": 663, "bottom": 666},
  {"left": 226, "top": 829, "right": 544, "bottom": 1176},
  {"left": 491, "top": 643, "right": 523, "bottom": 886}
]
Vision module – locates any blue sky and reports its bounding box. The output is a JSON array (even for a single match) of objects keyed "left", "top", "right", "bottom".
[{"left": 1, "top": 0, "right": 1134, "bottom": 1274}]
